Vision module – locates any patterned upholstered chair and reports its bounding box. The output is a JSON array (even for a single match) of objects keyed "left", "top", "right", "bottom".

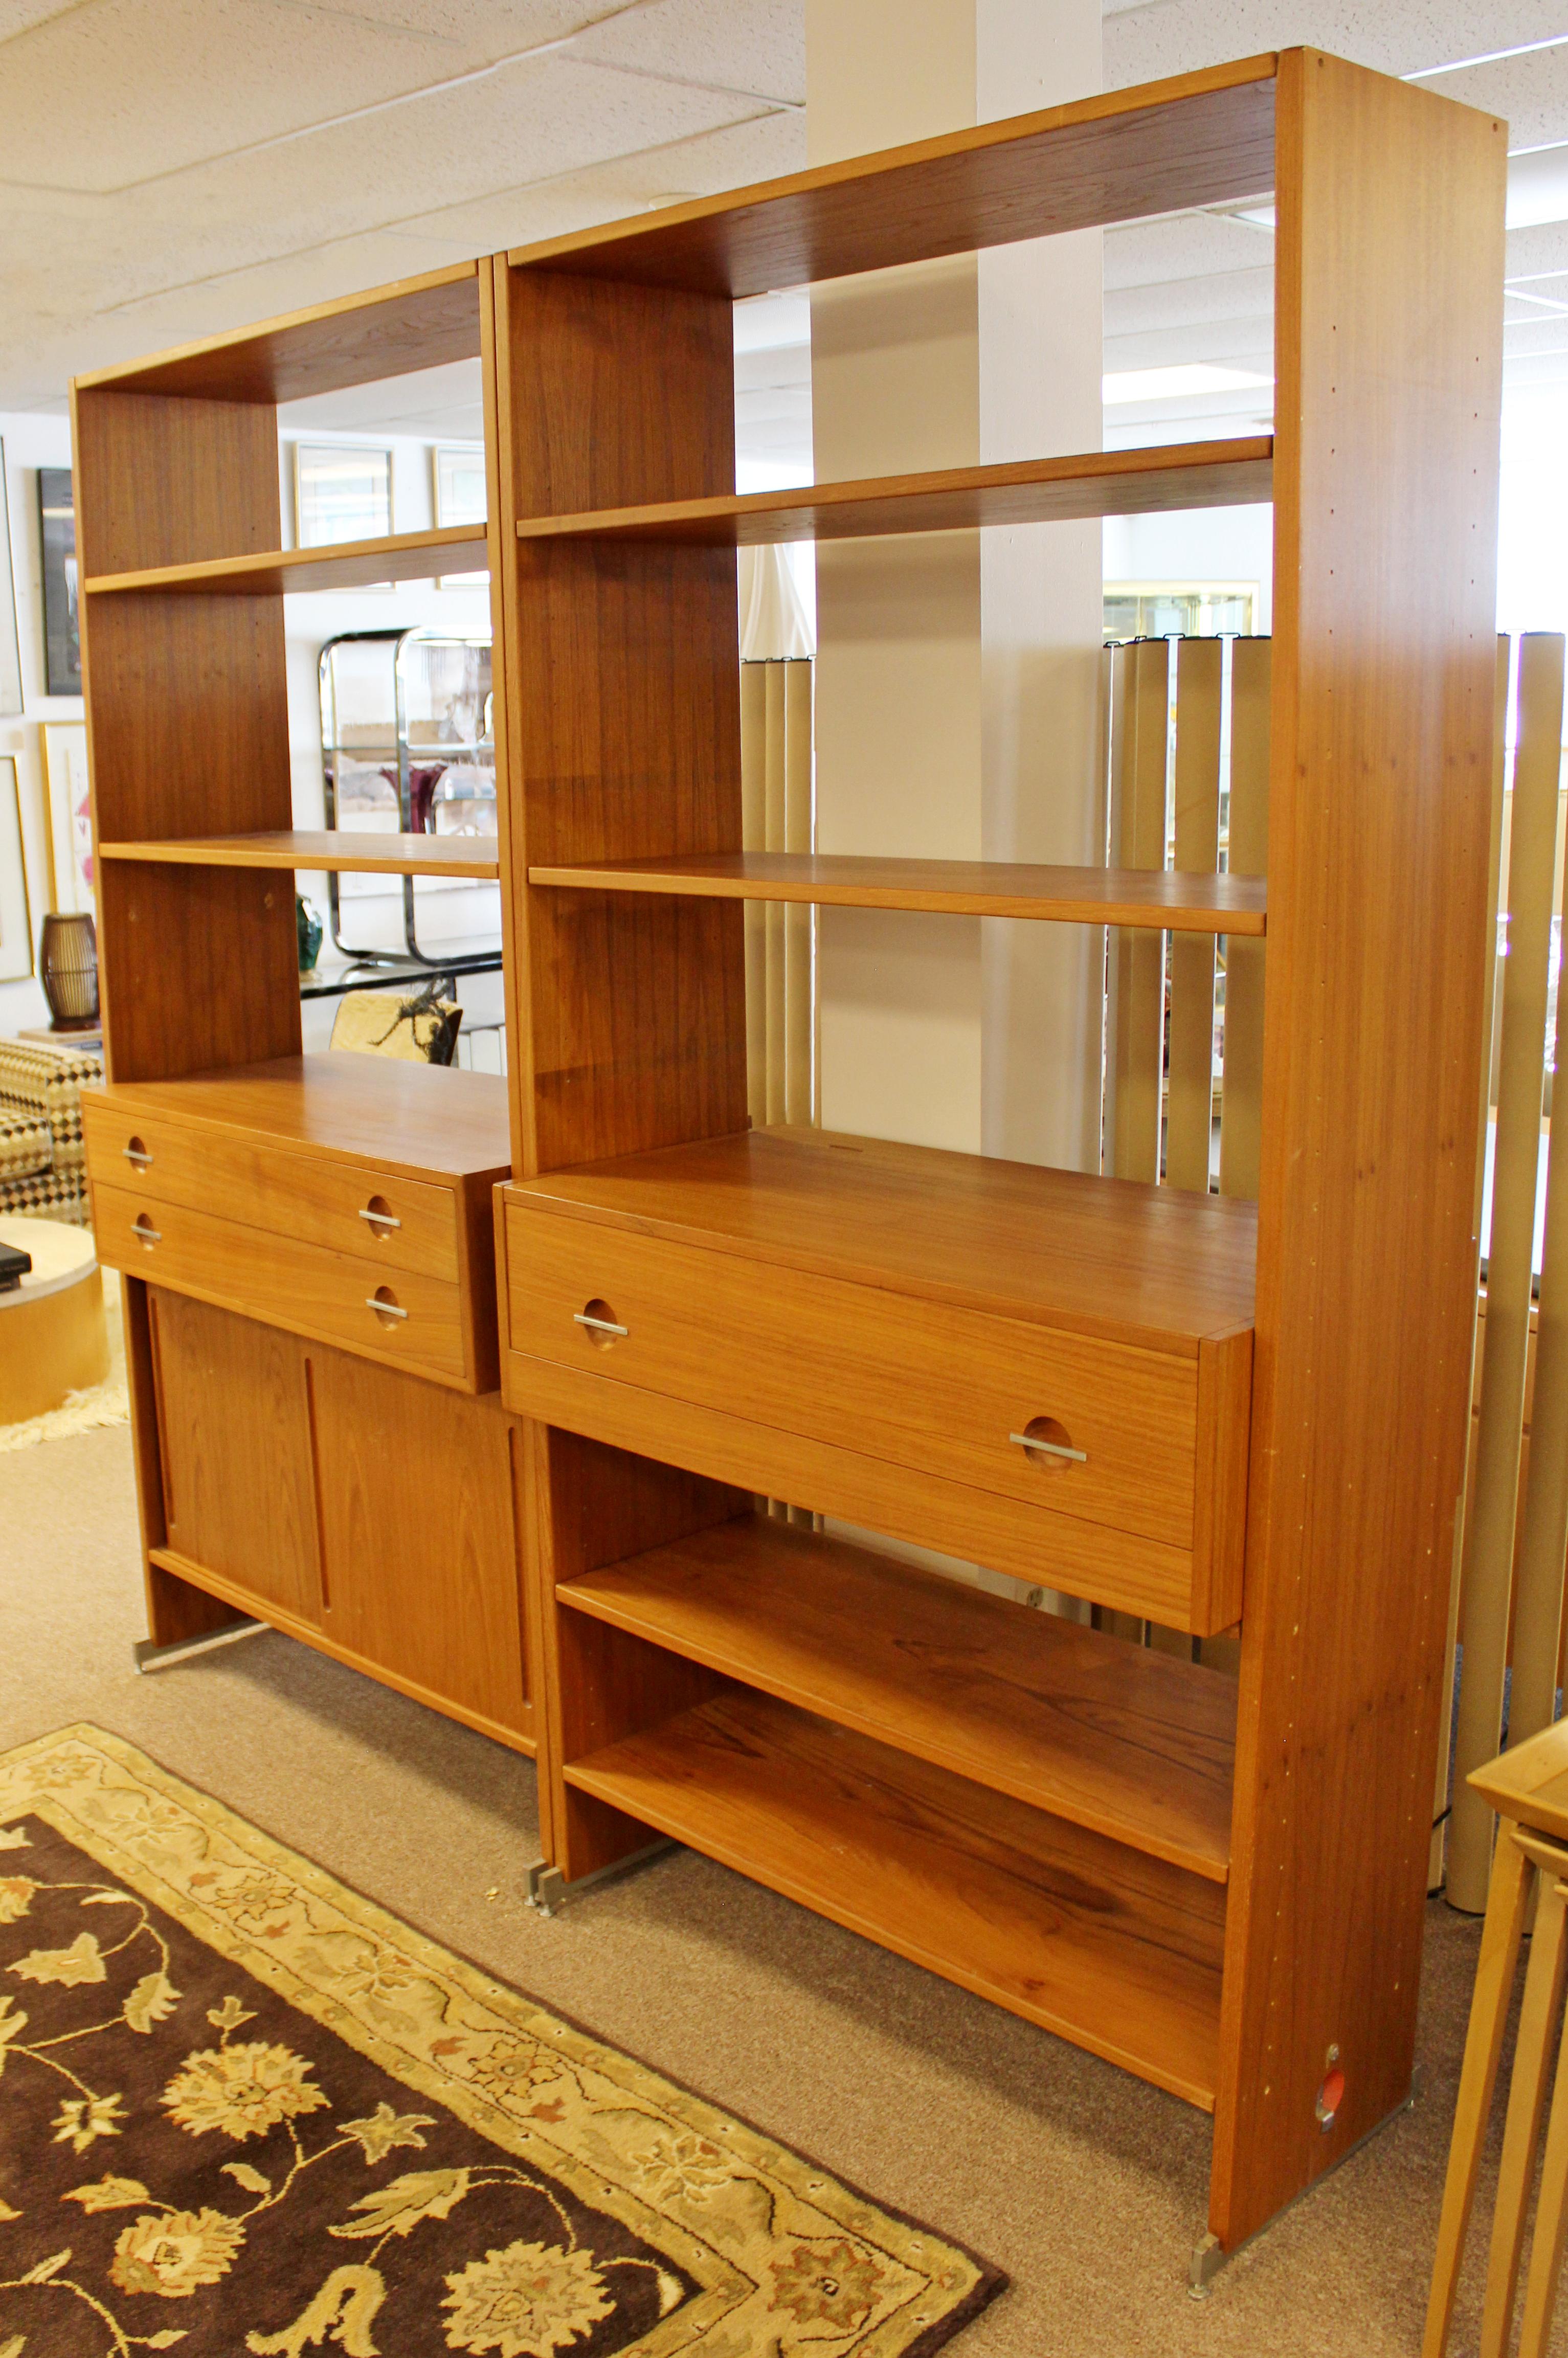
[{"left": 0, "top": 1040, "right": 104, "bottom": 1225}]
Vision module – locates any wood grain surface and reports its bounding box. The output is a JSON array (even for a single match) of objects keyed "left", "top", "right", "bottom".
[
  {"left": 99, "top": 830, "right": 501, "bottom": 879},
  {"left": 528, "top": 852, "right": 1267, "bottom": 934},
  {"left": 559, "top": 1511, "right": 1238, "bottom": 1877},
  {"left": 509, "top": 59, "right": 1278, "bottom": 295},
  {"left": 505, "top": 1196, "right": 1207, "bottom": 1549},
  {"left": 83, "top": 1092, "right": 465, "bottom": 1282},
  {"left": 513, "top": 439, "right": 1273, "bottom": 545},
  {"left": 1209, "top": 52, "right": 1507, "bottom": 2248},
  {"left": 566, "top": 1685, "right": 1227, "bottom": 2107},
  {"left": 75, "top": 263, "right": 481, "bottom": 403},
  {"left": 495, "top": 265, "right": 747, "bottom": 1175},
  {"left": 86, "top": 525, "right": 489, "bottom": 598},
  {"left": 505, "top": 1125, "right": 1257, "bottom": 1352},
  {"left": 91, "top": 1054, "right": 510, "bottom": 1181}
]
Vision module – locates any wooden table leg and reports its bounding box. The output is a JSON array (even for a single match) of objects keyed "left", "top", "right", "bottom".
[
  {"left": 1483, "top": 1871, "right": 1568, "bottom": 2355},
  {"left": 1425, "top": 1829, "right": 1533, "bottom": 2358},
  {"left": 1515, "top": 1887, "right": 1568, "bottom": 2358}
]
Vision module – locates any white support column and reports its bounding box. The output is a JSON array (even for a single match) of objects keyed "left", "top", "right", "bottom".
[{"left": 808, "top": 0, "right": 1104, "bottom": 1168}]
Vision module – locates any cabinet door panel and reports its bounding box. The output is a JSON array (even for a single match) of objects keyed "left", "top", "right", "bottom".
[
  {"left": 308, "top": 1352, "right": 529, "bottom": 1740},
  {"left": 150, "top": 1288, "right": 321, "bottom": 1622}
]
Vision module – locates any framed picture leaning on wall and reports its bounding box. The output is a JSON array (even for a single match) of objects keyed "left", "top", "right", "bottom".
[
  {"left": 0, "top": 448, "right": 23, "bottom": 717},
  {"left": 43, "top": 721, "right": 92, "bottom": 914},
  {"left": 37, "top": 467, "right": 81, "bottom": 696},
  {"left": 0, "top": 755, "right": 33, "bottom": 979}
]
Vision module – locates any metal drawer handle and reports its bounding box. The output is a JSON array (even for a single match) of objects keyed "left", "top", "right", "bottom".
[
  {"left": 131, "top": 1216, "right": 162, "bottom": 1245},
  {"left": 366, "top": 1295, "right": 409, "bottom": 1320},
  {"left": 575, "top": 1310, "right": 628, "bottom": 1339},
  {"left": 123, "top": 1138, "right": 152, "bottom": 1170},
  {"left": 1010, "top": 1429, "right": 1087, "bottom": 1465},
  {"left": 359, "top": 1206, "right": 402, "bottom": 1231}
]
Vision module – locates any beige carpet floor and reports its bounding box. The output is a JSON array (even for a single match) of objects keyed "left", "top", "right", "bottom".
[{"left": 0, "top": 1422, "right": 1550, "bottom": 2356}]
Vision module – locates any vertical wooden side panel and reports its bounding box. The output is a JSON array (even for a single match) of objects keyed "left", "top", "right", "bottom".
[
  {"left": 1111, "top": 638, "right": 1169, "bottom": 1183},
  {"left": 1210, "top": 53, "right": 1506, "bottom": 2245},
  {"left": 498, "top": 265, "right": 747, "bottom": 1175},
  {"left": 72, "top": 381, "right": 299, "bottom": 1087},
  {"left": 783, "top": 655, "right": 816, "bottom": 1127},
  {"left": 1167, "top": 637, "right": 1222, "bottom": 1193},
  {"left": 1219, "top": 636, "right": 1271, "bottom": 1201},
  {"left": 484, "top": 257, "right": 533, "bottom": 1183}
]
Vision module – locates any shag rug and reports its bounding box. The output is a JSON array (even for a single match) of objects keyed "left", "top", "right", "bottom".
[{"left": 0, "top": 1727, "right": 1003, "bottom": 2356}]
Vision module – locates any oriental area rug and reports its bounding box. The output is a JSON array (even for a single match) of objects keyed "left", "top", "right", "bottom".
[{"left": 0, "top": 1726, "right": 1002, "bottom": 2357}]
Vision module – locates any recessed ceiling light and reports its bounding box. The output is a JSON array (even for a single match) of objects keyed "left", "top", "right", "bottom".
[{"left": 1103, "top": 365, "right": 1273, "bottom": 404}]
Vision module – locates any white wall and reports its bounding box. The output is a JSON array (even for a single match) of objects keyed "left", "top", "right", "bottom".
[
  {"left": 1102, "top": 502, "right": 1273, "bottom": 634},
  {"left": 0, "top": 412, "right": 85, "bottom": 1037}
]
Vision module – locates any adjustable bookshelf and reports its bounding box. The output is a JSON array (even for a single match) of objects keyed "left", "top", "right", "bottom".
[
  {"left": 73, "top": 266, "right": 534, "bottom": 1751},
  {"left": 488, "top": 47, "right": 1505, "bottom": 2264}
]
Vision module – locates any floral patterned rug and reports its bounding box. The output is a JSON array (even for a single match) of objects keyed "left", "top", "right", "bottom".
[{"left": 0, "top": 1726, "right": 1002, "bottom": 2356}]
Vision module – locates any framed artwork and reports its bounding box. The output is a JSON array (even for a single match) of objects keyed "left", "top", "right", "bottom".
[
  {"left": 0, "top": 756, "right": 33, "bottom": 980},
  {"left": 37, "top": 467, "right": 81, "bottom": 697},
  {"left": 293, "top": 442, "right": 393, "bottom": 549},
  {"left": 0, "top": 446, "right": 22, "bottom": 716},
  {"left": 43, "top": 721, "right": 93, "bottom": 913},
  {"left": 433, "top": 444, "right": 487, "bottom": 588}
]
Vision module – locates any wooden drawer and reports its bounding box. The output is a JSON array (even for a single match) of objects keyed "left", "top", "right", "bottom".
[
  {"left": 501, "top": 1197, "right": 1251, "bottom": 1631},
  {"left": 82, "top": 1095, "right": 460, "bottom": 1280},
  {"left": 96, "top": 1180, "right": 471, "bottom": 1388}
]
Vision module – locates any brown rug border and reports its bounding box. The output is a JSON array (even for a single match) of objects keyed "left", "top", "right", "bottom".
[{"left": 0, "top": 1720, "right": 1009, "bottom": 2355}]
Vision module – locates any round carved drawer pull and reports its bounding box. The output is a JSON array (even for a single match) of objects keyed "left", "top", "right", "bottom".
[
  {"left": 366, "top": 1287, "right": 408, "bottom": 1326},
  {"left": 1010, "top": 1417, "right": 1087, "bottom": 1467},
  {"left": 574, "top": 1299, "right": 627, "bottom": 1347},
  {"left": 123, "top": 1136, "right": 152, "bottom": 1170},
  {"left": 359, "top": 1196, "right": 401, "bottom": 1235},
  {"left": 130, "top": 1213, "right": 161, "bottom": 1248}
]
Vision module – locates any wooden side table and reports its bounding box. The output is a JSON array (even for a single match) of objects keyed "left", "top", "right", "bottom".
[
  {"left": 1426, "top": 1719, "right": 1568, "bottom": 2356},
  {"left": 0, "top": 1216, "right": 109, "bottom": 1424}
]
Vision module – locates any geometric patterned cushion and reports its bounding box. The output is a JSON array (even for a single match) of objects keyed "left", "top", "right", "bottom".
[
  {"left": 0, "top": 1040, "right": 103, "bottom": 1182},
  {"left": 0, "top": 1168, "right": 91, "bottom": 1225},
  {"left": 0, "top": 1113, "right": 53, "bottom": 1180}
]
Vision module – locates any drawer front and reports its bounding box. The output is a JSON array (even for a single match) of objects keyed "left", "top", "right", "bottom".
[
  {"left": 504, "top": 1203, "right": 1199, "bottom": 1550},
  {"left": 97, "top": 1180, "right": 469, "bottom": 1385},
  {"left": 83, "top": 1098, "right": 460, "bottom": 1281}
]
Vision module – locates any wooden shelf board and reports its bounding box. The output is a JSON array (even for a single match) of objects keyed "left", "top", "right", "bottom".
[
  {"left": 566, "top": 1684, "right": 1224, "bottom": 2108},
  {"left": 559, "top": 1512, "right": 1237, "bottom": 1878},
  {"left": 529, "top": 852, "right": 1266, "bottom": 935},
  {"left": 97, "top": 1054, "right": 510, "bottom": 1183},
  {"left": 85, "top": 526, "right": 489, "bottom": 599},
  {"left": 74, "top": 263, "right": 482, "bottom": 404},
  {"left": 508, "top": 59, "right": 1276, "bottom": 296},
  {"left": 509, "top": 1125, "right": 1257, "bottom": 1355},
  {"left": 99, "top": 832, "right": 499, "bottom": 881},
  {"left": 516, "top": 440, "right": 1273, "bottom": 548}
]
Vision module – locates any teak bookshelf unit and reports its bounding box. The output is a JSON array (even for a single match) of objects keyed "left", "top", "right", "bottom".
[
  {"left": 72, "top": 43, "right": 1505, "bottom": 2267},
  {"left": 488, "top": 47, "right": 1504, "bottom": 2260},
  {"left": 73, "top": 264, "right": 537, "bottom": 1754}
]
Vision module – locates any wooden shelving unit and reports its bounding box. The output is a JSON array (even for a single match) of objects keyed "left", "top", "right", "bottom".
[
  {"left": 74, "top": 39, "right": 1507, "bottom": 2273},
  {"left": 73, "top": 264, "right": 537, "bottom": 1755},
  {"left": 528, "top": 851, "right": 1266, "bottom": 933},
  {"left": 513, "top": 437, "right": 1272, "bottom": 547},
  {"left": 490, "top": 44, "right": 1507, "bottom": 2267},
  {"left": 100, "top": 831, "right": 500, "bottom": 879}
]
